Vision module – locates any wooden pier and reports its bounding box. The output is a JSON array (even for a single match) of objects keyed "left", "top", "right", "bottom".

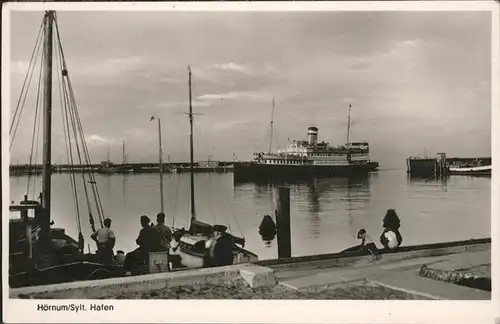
[{"left": 406, "top": 154, "right": 491, "bottom": 177}]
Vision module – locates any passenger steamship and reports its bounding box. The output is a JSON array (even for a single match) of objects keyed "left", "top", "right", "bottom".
[{"left": 234, "top": 126, "right": 379, "bottom": 181}]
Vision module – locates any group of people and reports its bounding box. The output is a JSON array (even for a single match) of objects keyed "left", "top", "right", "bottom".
[
  {"left": 90, "top": 212, "right": 182, "bottom": 274},
  {"left": 349, "top": 208, "right": 404, "bottom": 256},
  {"left": 90, "top": 213, "right": 235, "bottom": 275}
]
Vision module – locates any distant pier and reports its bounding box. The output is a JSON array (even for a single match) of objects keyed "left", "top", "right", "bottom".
[{"left": 9, "top": 161, "right": 235, "bottom": 176}]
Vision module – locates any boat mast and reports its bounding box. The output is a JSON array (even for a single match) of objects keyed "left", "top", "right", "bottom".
[
  {"left": 268, "top": 97, "right": 275, "bottom": 153},
  {"left": 188, "top": 66, "right": 196, "bottom": 222},
  {"left": 150, "top": 115, "right": 164, "bottom": 213},
  {"left": 346, "top": 104, "right": 352, "bottom": 144},
  {"left": 41, "top": 11, "right": 54, "bottom": 221},
  {"left": 122, "top": 140, "right": 126, "bottom": 165}
]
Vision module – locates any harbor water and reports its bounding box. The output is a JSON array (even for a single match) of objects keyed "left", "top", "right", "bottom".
[{"left": 9, "top": 170, "right": 490, "bottom": 261}]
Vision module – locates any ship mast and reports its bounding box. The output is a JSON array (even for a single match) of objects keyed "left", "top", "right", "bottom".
[
  {"left": 346, "top": 104, "right": 352, "bottom": 144},
  {"left": 41, "top": 11, "right": 54, "bottom": 224},
  {"left": 188, "top": 66, "right": 196, "bottom": 222},
  {"left": 268, "top": 97, "right": 275, "bottom": 154}
]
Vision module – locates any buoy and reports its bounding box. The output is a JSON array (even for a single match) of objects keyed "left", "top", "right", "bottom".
[{"left": 259, "top": 214, "right": 277, "bottom": 241}]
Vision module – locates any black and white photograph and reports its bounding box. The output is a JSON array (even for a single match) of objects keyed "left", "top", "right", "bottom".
[{"left": 2, "top": 1, "right": 498, "bottom": 323}]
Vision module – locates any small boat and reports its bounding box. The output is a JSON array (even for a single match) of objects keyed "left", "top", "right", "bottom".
[
  {"left": 9, "top": 11, "right": 125, "bottom": 288},
  {"left": 96, "top": 144, "right": 133, "bottom": 174},
  {"left": 449, "top": 165, "right": 491, "bottom": 176}
]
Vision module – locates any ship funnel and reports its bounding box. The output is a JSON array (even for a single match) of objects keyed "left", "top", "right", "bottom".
[{"left": 308, "top": 126, "right": 318, "bottom": 146}]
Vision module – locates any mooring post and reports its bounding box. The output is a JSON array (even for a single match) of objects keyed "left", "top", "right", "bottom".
[{"left": 274, "top": 187, "right": 291, "bottom": 258}]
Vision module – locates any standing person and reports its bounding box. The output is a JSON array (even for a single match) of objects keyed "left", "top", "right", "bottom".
[
  {"left": 380, "top": 209, "right": 403, "bottom": 250},
  {"left": 169, "top": 230, "right": 184, "bottom": 269},
  {"left": 154, "top": 213, "right": 172, "bottom": 252},
  {"left": 90, "top": 218, "right": 115, "bottom": 263},
  {"left": 203, "top": 230, "right": 215, "bottom": 268}
]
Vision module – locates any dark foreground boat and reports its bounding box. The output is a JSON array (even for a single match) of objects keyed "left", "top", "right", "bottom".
[{"left": 9, "top": 11, "right": 124, "bottom": 288}]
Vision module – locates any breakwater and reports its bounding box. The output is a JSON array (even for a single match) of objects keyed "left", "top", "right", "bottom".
[{"left": 9, "top": 161, "right": 235, "bottom": 176}]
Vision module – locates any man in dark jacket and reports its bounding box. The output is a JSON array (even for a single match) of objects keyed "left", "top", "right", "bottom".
[
  {"left": 136, "top": 215, "right": 163, "bottom": 254},
  {"left": 124, "top": 215, "right": 163, "bottom": 274},
  {"left": 209, "top": 224, "right": 234, "bottom": 267}
]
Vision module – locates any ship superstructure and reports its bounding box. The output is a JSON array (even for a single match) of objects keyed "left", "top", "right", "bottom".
[{"left": 253, "top": 126, "right": 373, "bottom": 167}]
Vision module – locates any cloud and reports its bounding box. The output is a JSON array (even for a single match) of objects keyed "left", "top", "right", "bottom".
[
  {"left": 197, "top": 91, "right": 270, "bottom": 102},
  {"left": 211, "top": 62, "right": 278, "bottom": 75},
  {"left": 11, "top": 56, "right": 148, "bottom": 85},
  {"left": 213, "top": 62, "right": 253, "bottom": 74},
  {"left": 11, "top": 60, "right": 30, "bottom": 75},
  {"left": 156, "top": 100, "right": 213, "bottom": 109},
  {"left": 211, "top": 119, "right": 257, "bottom": 131},
  {"left": 86, "top": 134, "right": 115, "bottom": 145},
  {"left": 348, "top": 60, "right": 373, "bottom": 71},
  {"left": 78, "top": 56, "right": 147, "bottom": 79}
]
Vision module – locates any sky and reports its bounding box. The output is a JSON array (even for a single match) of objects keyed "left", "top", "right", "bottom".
[{"left": 8, "top": 10, "right": 492, "bottom": 169}]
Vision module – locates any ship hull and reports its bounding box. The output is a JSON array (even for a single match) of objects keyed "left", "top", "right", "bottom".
[{"left": 234, "top": 161, "right": 379, "bottom": 182}]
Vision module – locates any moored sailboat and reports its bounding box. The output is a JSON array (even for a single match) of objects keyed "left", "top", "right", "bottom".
[
  {"left": 8, "top": 11, "right": 125, "bottom": 288},
  {"left": 163, "top": 67, "right": 258, "bottom": 268}
]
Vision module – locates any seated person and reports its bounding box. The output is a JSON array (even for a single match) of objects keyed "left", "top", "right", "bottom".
[
  {"left": 357, "top": 229, "right": 379, "bottom": 255},
  {"left": 124, "top": 215, "right": 163, "bottom": 275}
]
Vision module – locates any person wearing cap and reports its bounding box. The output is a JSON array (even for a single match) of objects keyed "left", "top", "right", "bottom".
[
  {"left": 90, "top": 218, "right": 115, "bottom": 263},
  {"left": 208, "top": 224, "right": 234, "bottom": 267},
  {"left": 154, "top": 213, "right": 172, "bottom": 252}
]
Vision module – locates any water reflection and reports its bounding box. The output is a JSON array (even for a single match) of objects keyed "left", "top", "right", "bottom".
[
  {"left": 406, "top": 174, "right": 449, "bottom": 192},
  {"left": 9, "top": 171, "right": 490, "bottom": 259},
  {"left": 122, "top": 174, "right": 130, "bottom": 204},
  {"left": 236, "top": 175, "right": 373, "bottom": 240}
]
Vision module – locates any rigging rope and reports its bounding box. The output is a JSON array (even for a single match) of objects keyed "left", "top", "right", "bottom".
[
  {"left": 54, "top": 13, "right": 105, "bottom": 232},
  {"left": 171, "top": 174, "right": 181, "bottom": 228},
  {"left": 10, "top": 19, "right": 45, "bottom": 148},
  {"left": 220, "top": 187, "right": 245, "bottom": 238},
  {"left": 55, "top": 34, "right": 82, "bottom": 237},
  {"left": 207, "top": 174, "right": 217, "bottom": 225},
  {"left": 59, "top": 50, "right": 96, "bottom": 234},
  {"left": 26, "top": 50, "right": 44, "bottom": 199}
]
